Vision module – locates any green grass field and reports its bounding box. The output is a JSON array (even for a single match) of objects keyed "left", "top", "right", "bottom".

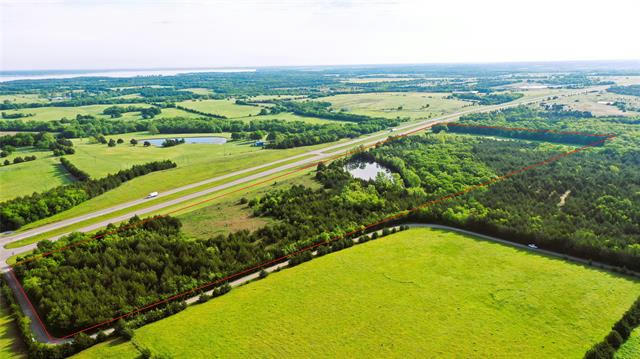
[
  {"left": 616, "top": 328, "right": 640, "bottom": 358},
  {"left": 177, "top": 99, "right": 263, "bottom": 118},
  {"left": 250, "top": 112, "right": 346, "bottom": 124},
  {"left": 0, "top": 94, "right": 49, "bottom": 104},
  {"left": 72, "top": 228, "right": 640, "bottom": 358},
  {"left": 0, "top": 298, "right": 26, "bottom": 359},
  {"left": 3, "top": 132, "right": 338, "bottom": 236},
  {"left": 316, "top": 92, "right": 473, "bottom": 120},
  {"left": 178, "top": 171, "right": 320, "bottom": 239},
  {"left": 0, "top": 148, "right": 75, "bottom": 201},
  {"left": 0, "top": 103, "right": 203, "bottom": 122},
  {"left": 0, "top": 104, "right": 159, "bottom": 122}
]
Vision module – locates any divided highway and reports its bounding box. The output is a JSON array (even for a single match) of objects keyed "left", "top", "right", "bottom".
[{"left": 0, "top": 92, "right": 569, "bottom": 265}]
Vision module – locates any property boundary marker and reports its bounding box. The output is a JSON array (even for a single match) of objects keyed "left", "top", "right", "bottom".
[{"left": 7, "top": 124, "right": 616, "bottom": 340}]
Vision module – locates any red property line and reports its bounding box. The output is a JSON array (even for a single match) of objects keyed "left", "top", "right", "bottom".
[{"left": 8, "top": 126, "right": 616, "bottom": 341}]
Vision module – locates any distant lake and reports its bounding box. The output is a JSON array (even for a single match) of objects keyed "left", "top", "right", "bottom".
[
  {"left": 345, "top": 161, "right": 393, "bottom": 181},
  {"left": 0, "top": 68, "right": 256, "bottom": 82},
  {"left": 146, "top": 136, "right": 227, "bottom": 147}
]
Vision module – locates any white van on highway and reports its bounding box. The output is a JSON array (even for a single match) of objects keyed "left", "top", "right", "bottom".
[{"left": 146, "top": 191, "right": 159, "bottom": 199}]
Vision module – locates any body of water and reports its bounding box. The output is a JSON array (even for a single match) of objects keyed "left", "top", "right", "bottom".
[
  {"left": 345, "top": 161, "right": 393, "bottom": 181},
  {"left": 0, "top": 68, "right": 256, "bottom": 82},
  {"left": 146, "top": 136, "right": 227, "bottom": 147}
]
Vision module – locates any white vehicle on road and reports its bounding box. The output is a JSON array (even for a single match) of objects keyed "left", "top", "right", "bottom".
[
  {"left": 146, "top": 191, "right": 159, "bottom": 199},
  {"left": 528, "top": 244, "right": 538, "bottom": 249}
]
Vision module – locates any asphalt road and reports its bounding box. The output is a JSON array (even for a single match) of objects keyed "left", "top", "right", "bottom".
[
  {"left": 0, "top": 91, "right": 575, "bottom": 267},
  {"left": 9, "top": 222, "right": 635, "bottom": 344},
  {"left": 0, "top": 90, "right": 595, "bottom": 344}
]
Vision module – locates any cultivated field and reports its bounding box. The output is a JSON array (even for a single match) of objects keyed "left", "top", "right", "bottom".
[
  {"left": 317, "top": 92, "right": 475, "bottom": 120},
  {"left": 72, "top": 227, "right": 640, "bottom": 358},
  {"left": 177, "top": 99, "right": 262, "bottom": 118}
]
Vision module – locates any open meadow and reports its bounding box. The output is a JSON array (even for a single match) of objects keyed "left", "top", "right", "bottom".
[
  {"left": 0, "top": 104, "right": 203, "bottom": 122},
  {"left": 177, "top": 99, "right": 263, "bottom": 118},
  {"left": 72, "top": 227, "right": 640, "bottom": 358},
  {"left": 316, "top": 92, "right": 473, "bottom": 120}
]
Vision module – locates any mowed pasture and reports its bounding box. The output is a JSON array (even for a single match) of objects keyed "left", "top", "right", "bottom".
[
  {"left": 72, "top": 228, "right": 640, "bottom": 358},
  {"left": 0, "top": 94, "right": 49, "bottom": 104},
  {"left": 0, "top": 104, "right": 155, "bottom": 122},
  {"left": 8, "top": 132, "right": 334, "bottom": 233},
  {"left": 316, "top": 92, "right": 473, "bottom": 120},
  {"left": 552, "top": 91, "right": 640, "bottom": 116},
  {"left": 249, "top": 112, "right": 347, "bottom": 125},
  {"left": 177, "top": 99, "right": 263, "bottom": 118},
  {"left": 0, "top": 104, "right": 202, "bottom": 122},
  {"left": 0, "top": 147, "right": 75, "bottom": 201}
]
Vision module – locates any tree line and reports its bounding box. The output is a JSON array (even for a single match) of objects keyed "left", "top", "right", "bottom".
[
  {"left": 450, "top": 91, "right": 523, "bottom": 105},
  {"left": 0, "top": 160, "right": 176, "bottom": 230}
]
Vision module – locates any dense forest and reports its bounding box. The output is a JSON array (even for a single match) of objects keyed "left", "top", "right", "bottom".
[
  {"left": 607, "top": 84, "right": 640, "bottom": 97},
  {"left": 0, "top": 160, "right": 176, "bottom": 230},
  {"left": 15, "top": 105, "right": 640, "bottom": 337}
]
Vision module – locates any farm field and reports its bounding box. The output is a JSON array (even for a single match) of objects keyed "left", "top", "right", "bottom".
[
  {"left": 177, "top": 99, "right": 262, "bottom": 118},
  {"left": 0, "top": 103, "right": 155, "bottom": 122},
  {"left": 72, "top": 227, "right": 640, "bottom": 358},
  {"left": 0, "top": 147, "right": 75, "bottom": 201},
  {"left": 317, "top": 92, "right": 476, "bottom": 120},
  {"left": 553, "top": 91, "right": 640, "bottom": 116}
]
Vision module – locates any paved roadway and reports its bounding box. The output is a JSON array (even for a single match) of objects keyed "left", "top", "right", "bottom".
[
  {"left": 10, "top": 222, "right": 637, "bottom": 344},
  {"left": 0, "top": 91, "right": 582, "bottom": 267},
  {"left": 0, "top": 90, "right": 596, "bottom": 344}
]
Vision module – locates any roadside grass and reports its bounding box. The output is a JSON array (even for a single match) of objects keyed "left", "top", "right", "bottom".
[
  {"left": 71, "top": 227, "right": 640, "bottom": 358},
  {"left": 3, "top": 153, "right": 319, "bottom": 249},
  {"left": 0, "top": 103, "right": 154, "bottom": 122},
  {"left": 0, "top": 148, "right": 75, "bottom": 201},
  {"left": 616, "top": 328, "right": 640, "bottom": 358},
  {"left": 177, "top": 99, "right": 262, "bottom": 118},
  {"left": 0, "top": 296, "right": 26, "bottom": 359},
  {"left": 316, "top": 92, "right": 474, "bottom": 120},
  {"left": 177, "top": 171, "right": 320, "bottom": 239}
]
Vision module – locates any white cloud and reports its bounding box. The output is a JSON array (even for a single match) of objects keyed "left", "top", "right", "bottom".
[{"left": 1, "top": 0, "right": 639, "bottom": 70}]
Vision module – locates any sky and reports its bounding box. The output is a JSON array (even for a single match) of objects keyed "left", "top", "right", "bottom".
[{"left": 1, "top": 0, "right": 639, "bottom": 71}]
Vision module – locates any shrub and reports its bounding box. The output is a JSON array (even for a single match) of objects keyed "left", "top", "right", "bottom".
[
  {"left": 259, "top": 269, "right": 268, "bottom": 278},
  {"left": 606, "top": 330, "right": 624, "bottom": 349}
]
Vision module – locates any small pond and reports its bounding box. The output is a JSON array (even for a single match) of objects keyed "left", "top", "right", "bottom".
[
  {"left": 145, "top": 136, "right": 227, "bottom": 147},
  {"left": 345, "top": 161, "right": 393, "bottom": 181}
]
